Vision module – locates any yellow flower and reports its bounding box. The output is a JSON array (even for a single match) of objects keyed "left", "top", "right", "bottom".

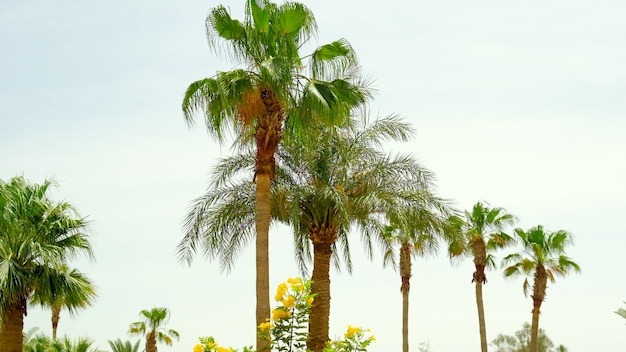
[
  {"left": 369, "top": 336, "right": 376, "bottom": 342},
  {"left": 259, "top": 321, "right": 273, "bottom": 331},
  {"left": 306, "top": 297, "right": 314, "bottom": 305},
  {"left": 287, "top": 277, "right": 304, "bottom": 291},
  {"left": 216, "top": 347, "right": 231, "bottom": 352},
  {"left": 193, "top": 344, "right": 205, "bottom": 352},
  {"left": 275, "top": 283, "right": 288, "bottom": 301},
  {"left": 272, "top": 308, "right": 291, "bottom": 321},
  {"left": 344, "top": 325, "right": 362, "bottom": 338},
  {"left": 282, "top": 295, "right": 296, "bottom": 308}
]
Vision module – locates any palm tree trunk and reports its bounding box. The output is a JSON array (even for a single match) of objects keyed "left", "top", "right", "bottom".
[
  {"left": 400, "top": 241, "right": 411, "bottom": 352},
  {"left": 307, "top": 227, "right": 336, "bottom": 352},
  {"left": 475, "top": 281, "right": 488, "bottom": 352},
  {"left": 530, "top": 266, "right": 547, "bottom": 352},
  {"left": 52, "top": 305, "right": 61, "bottom": 340},
  {"left": 255, "top": 172, "right": 271, "bottom": 352},
  {"left": 146, "top": 331, "right": 157, "bottom": 352},
  {"left": 0, "top": 299, "right": 26, "bottom": 352}
]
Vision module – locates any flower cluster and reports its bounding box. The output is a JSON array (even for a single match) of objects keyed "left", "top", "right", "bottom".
[
  {"left": 324, "top": 326, "right": 375, "bottom": 352},
  {"left": 194, "top": 336, "right": 250, "bottom": 352}
]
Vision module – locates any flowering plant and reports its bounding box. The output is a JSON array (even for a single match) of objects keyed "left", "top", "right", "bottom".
[{"left": 194, "top": 278, "right": 374, "bottom": 352}]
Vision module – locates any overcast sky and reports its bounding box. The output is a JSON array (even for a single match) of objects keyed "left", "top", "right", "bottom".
[{"left": 1, "top": 0, "right": 625, "bottom": 351}]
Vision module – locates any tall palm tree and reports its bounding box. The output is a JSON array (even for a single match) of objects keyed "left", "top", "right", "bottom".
[
  {"left": 178, "top": 115, "right": 435, "bottom": 351},
  {"left": 128, "top": 307, "right": 179, "bottom": 352},
  {"left": 0, "top": 176, "right": 94, "bottom": 352},
  {"left": 29, "top": 264, "right": 97, "bottom": 340},
  {"left": 108, "top": 338, "right": 141, "bottom": 352},
  {"left": 382, "top": 203, "right": 456, "bottom": 352},
  {"left": 447, "top": 202, "right": 516, "bottom": 352},
  {"left": 503, "top": 225, "right": 580, "bottom": 352},
  {"left": 181, "top": 2, "right": 367, "bottom": 349}
]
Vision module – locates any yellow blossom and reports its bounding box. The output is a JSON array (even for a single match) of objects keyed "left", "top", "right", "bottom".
[
  {"left": 259, "top": 321, "right": 273, "bottom": 331},
  {"left": 369, "top": 336, "right": 376, "bottom": 342},
  {"left": 272, "top": 308, "right": 291, "bottom": 321},
  {"left": 344, "top": 325, "right": 362, "bottom": 338},
  {"left": 306, "top": 297, "right": 314, "bottom": 305},
  {"left": 287, "top": 277, "right": 304, "bottom": 291},
  {"left": 216, "top": 347, "right": 231, "bottom": 352},
  {"left": 282, "top": 295, "right": 296, "bottom": 308},
  {"left": 275, "top": 283, "right": 288, "bottom": 301},
  {"left": 193, "top": 344, "right": 205, "bottom": 352}
]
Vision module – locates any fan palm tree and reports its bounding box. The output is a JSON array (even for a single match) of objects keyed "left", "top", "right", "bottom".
[
  {"left": 382, "top": 203, "right": 456, "bottom": 352},
  {"left": 447, "top": 202, "right": 517, "bottom": 352},
  {"left": 178, "top": 115, "right": 436, "bottom": 351},
  {"left": 29, "top": 264, "right": 97, "bottom": 340},
  {"left": 181, "top": 2, "right": 367, "bottom": 349},
  {"left": 0, "top": 176, "right": 94, "bottom": 352},
  {"left": 502, "top": 225, "right": 580, "bottom": 352},
  {"left": 107, "top": 338, "right": 141, "bottom": 352},
  {"left": 128, "top": 307, "right": 179, "bottom": 352},
  {"left": 616, "top": 302, "right": 626, "bottom": 323}
]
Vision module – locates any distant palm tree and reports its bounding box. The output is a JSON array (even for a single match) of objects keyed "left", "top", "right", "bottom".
[
  {"left": 29, "top": 264, "right": 97, "bottom": 340},
  {"left": 448, "top": 202, "right": 516, "bottom": 352},
  {"left": 128, "top": 307, "right": 179, "bottom": 352},
  {"left": 0, "top": 176, "right": 94, "bottom": 352},
  {"left": 108, "top": 338, "right": 141, "bottom": 352},
  {"left": 503, "top": 225, "right": 580, "bottom": 352},
  {"left": 615, "top": 302, "right": 626, "bottom": 322},
  {"left": 23, "top": 332, "right": 103, "bottom": 352},
  {"left": 382, "top": 202, "right": 455, "bottom": 352},
  {"left": 181, "top": 1, "right": 366, "bottom": 348}
]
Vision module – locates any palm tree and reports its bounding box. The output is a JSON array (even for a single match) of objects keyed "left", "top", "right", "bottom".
[
  {"left": 29, "top": 264, "right": 97, "bottom": 340},
  {"left": 178, "top": 115, "right": 435, "bottom": 351},
  {"left": 382, "top": 203, "right": 456, "bottom": 352},
  {"left": 108, "top": 338, "right": 141, "bottom": 352},
  {"left": 128, "top": 307, "right": 179, "bottom": 352},
  {"left": 502, "top": 225, "right": 581, "bottom": 352},
  {"left": 448, "top": 202, "right": 517, "bottom": 352},
  {"left": 181, "top": 2, "right": 367, "bottom": 348},
  {"left": 0, "top": 176, "right": 94, "bottom": 352}
]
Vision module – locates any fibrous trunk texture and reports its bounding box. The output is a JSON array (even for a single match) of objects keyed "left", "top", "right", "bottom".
[
  {"left": 471, "top": 238, "right": 488, "bottom": 352},
  {"left": 253, "top": 87, "right": 284, "bottom": 352},
  {"left": 307, "top": 224, "right": 338, "bottom": 352},
  {"left": 146, "top": 331, "right": 157, "bottom": 352},
  {"left": 52, "top": 305, "right": 61, "bottom": 340},
  {"left": 400, "top": 241, "right": 412, "bottom": 352},
  {"left": 0, "top": 298, "right": 27, "bottom": 352},
  {"left": 530, "top": 265, "right": 547, "bottom": 352}
]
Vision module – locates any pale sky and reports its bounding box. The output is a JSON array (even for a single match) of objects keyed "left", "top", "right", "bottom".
[{"left": 1, "top": 1, "right": 625, "bottom": 351}]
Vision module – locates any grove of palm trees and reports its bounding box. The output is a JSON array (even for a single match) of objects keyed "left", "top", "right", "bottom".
[{"left": 3, "top": 0, "right": 625, "bottom": 351}]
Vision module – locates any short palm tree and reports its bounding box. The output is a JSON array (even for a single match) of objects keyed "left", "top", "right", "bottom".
[
  {"left": 182, "top": 2, "right": 367, "bottom": 349},
  {"left": 29, "top": 264, "right": 97, "bottom": 340},
  {"left": 178, "top": 115, "right": 433, "bottom": 352},
  {"left": 447, "top": 202, "right": 516, "bottom": 352},
  {"left": 128, "top": 307, "right": 179, "bottom": 352},
  {"left": 0, "top": 176, "right": 94, "bottom": 352},
  {"left": 382, "top": 202, "right": 456, "bottom": 352},
  {"left": 616, "top": 302, "right": 626, "bottom": 323},
  {"left": 502, "top": 225, "right": 581, "bottom": 352},
  {"left": 108, "top": 338, "right": 141, "bottom": 352}
]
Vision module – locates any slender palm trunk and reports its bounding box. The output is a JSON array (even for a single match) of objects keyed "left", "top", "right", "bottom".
[
  {"left": 0, "top": 299, "right": 26, "bottom": 352},
  {"left": 475, "top": 281, "right": 487, "bottom": 352},
  {"left": 400, "top": 241, "right": 411, "bottom": 352},
  {"left": 52, "top": 305, "right": 61, "bottom": 340},
  {"left": 471, "top": 238, "right": 488, "bottom": 352},
  {"left": 529, "top": 266, "right": 547, "bottom": 352},
  {"left": 255, "top": 173, "right": 272, "bottom": 352},
  {"left": 307, "top": 226, "right": 337, "bottom": 352},
  {"left": 254, "top": 87, "right": 284, "bottom": 352}
]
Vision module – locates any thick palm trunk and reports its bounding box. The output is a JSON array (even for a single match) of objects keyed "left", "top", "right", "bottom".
[
  {"left": 52, "top": 305, "right": 61, "bottom": 340},
  {"left": 400, "top": 241, "right": 411, "bottom": 352},
  {"left": 529, "top": 266, "right": 547, "bottom": 352},
  {"left": 255, "top": 173, "right": 271, "bottom": 352},
  {"left": 0, "top": 299, "right": 26, "bottom": 352},
  {"left": 146, "top": 331, "right": 157, "bottom": 352},
  {"left": 307, "top": 226, "right": 337, "bottom": 352},
  {"left": 471, "top": 239, "right": 488, "bottom": 352}
]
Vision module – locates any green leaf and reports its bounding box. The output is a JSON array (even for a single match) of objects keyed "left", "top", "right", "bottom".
[
  {"left": 249, "top": 0, "right": 270, "bottom": 33},
  {"left": 212, "top": 7, "right": 246, "bottom": 40},
  {"left": 275, "top": 4, "right": 307, "bottom": 35},
  {"left": 314, "top": 41, "right": 350, "bottom": 61}
]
